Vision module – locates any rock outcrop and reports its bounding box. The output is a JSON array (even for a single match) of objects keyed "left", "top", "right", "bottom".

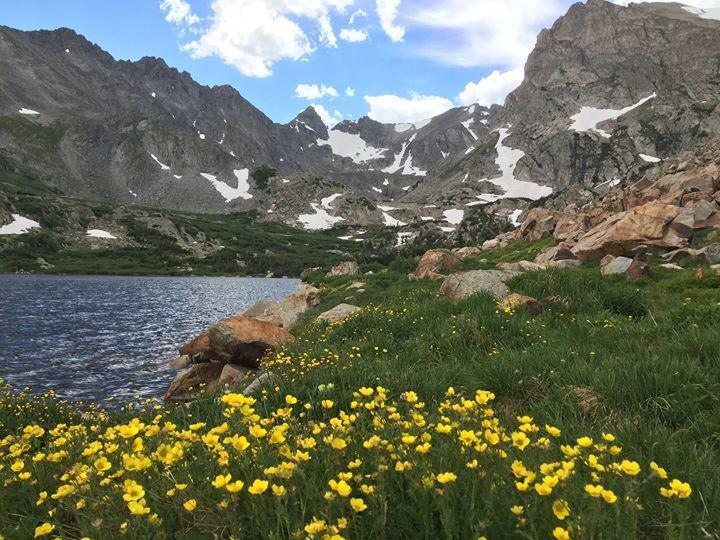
[
  {"left": 317, "top": 303, "right": 362, "bottom": 324},
  {"left": 243, "top": 283, "right": 321, "bottom": 328},
  {"left": 208, "top": 315, "right": 294, "bottom": 368},
  {"left": 326, "top": 261, "right": 360, "bottom": 277},
  {"left": 412, "top": 249, "right": 461, "bottom": 280},
  {"left": 440, "top": 270, "right": 518, "bottom": 302}
]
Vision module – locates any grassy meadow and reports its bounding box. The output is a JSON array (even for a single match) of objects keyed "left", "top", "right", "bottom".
[{"left": 0, "top": 240, "right": 718, "bottom": 539}]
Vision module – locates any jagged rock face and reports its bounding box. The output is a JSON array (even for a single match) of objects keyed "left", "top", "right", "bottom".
[
  {"left": 502, "top": 0, "right": 720, "bottom": 188},
  {"left": 1, "top": 0, "right": 720, "bottom": 234}
]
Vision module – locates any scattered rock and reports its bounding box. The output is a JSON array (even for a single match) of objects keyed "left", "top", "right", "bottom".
[
  {"left": 411, "top": 249, "right": 461, "bottom": 280},
  {"left": 517, "top": 208, "right": 560, "bottom": 242},
  {"left": 695, "top": 267, "right": 708, "bottom": 279},
  {"left": 535, "top": 242, "right": 577, "bottom": 263},
  {"left": 440, "top": 270, "right": 518, "bottom": 302},
  {"left": 453, "top": 246, "right": 482, "bottom": 260},
  {"left": 711, "top": 264, "right": 720, "bottom": 276},
  {"left": 482, "top": 239, "right": 500, "bottom": 250},
  {"left": 498, "top": 261, "right": 544, "bottom": 272},
  {"left": 326, "top": 261, "right": 359, "bottom": 277},
  {"left": 546, "top": 259, "right": 582, "bottom": 269},
  {"left": 499, "top": 293, "right": 542, "bottom": 315},
  {"left": 571, "top": 202, "right": 693, "bottom": 261},
  {"left": 207, "top": 316, "right": 295, "bottom": 368},
  {"left": 659, "top": 263, "right": 684, "bottom": 271},
  {"left": 317, "top": 303, "right": 362, "bottom": 324},
  {"left": 242, "top": 283, "right": 320, "bottom": 328},
  {"left": 348, "top": 281, "right": 366, "bottom": 289},
  {"left": 164, "top": 362, "right": 225, "bottom": 401},
  {"left": 625, "top": 258, "right": 652, "bottom": 282},
  {"left": 242, "top": 371, "right": 275, "bottom": 396},
  {"left": 600, "top": 255, "right": 634, "bottom": 276}
]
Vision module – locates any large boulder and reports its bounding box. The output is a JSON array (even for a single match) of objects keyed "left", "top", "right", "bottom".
[
  {"left": 208, "top": 316, "right": 294, "bottom": 368},
  {"left": 317, "top": 303, "right": 362, "bottom": 324},
  {"left": 535, "top": 242, "right": 577, "bottom": 264},
  {"left": 517, "top": 208, "right": 560, "bottom": 242},
  {"left": 625, "top": 258, "right": 652, "bottom": 282},
  {"left": 453, "top": 246, "right": 482, "bottom": 260},
  {"left": 554, "top": 205, "right": 590, "bottom": 241},
  {"left": 571, "top": 202, "right": 694, "bottom": 261},
  {"left": 600, "top": 255, "right": 634, "bottom": 276},
  {"left": 440, "top": 270, "right": 518, "bottom": 302},
  {"left": 178, "top": 332, "right": 219, "bottom": 363},
  {"left": 326, "top": 261, "right": 359, "bottom": 277},
  {"left": 243, "top": 283, "right": 321, "bottom": 328},
  {"left": 411, "top": 249, "right": 461, "bottom": 280}
]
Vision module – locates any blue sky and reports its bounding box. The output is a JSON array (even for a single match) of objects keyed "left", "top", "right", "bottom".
[{"left": 1, "top": 0, "right": 717, "bottom": 125}]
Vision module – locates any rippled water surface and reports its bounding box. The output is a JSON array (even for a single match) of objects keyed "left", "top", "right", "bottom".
[{"left": 0, "top": 275, "right": 299, "bottom": 402}]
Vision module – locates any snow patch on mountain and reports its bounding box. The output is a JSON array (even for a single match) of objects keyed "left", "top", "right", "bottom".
[
  {"left": 508, "top": 209, "right": 523, "bottom": 227},
  {"left": 18, "top": 108, "right": 39, "bottom": 115},
  {"left": 200, "top": 169, "right": 253, "bottom": 202},
  {"left": 475, "top": 128, "right": 554, "bottom": 202},
  {"left": 0, "top": 214, "right": 41, "bottom": 235},
  {"left": 569, "top": 93, "right": 657, "bottom": 138},
  {"left": 298, "top": 203, "right": 345, "bottom": 230},
  {"left": 149, "top": 153, "right": 170, "bottom": 170},
  {"left": 87, "top": 229, "right": 116, "bottom": 239},
  {"left": 317, "top": 130, "right": 387, "bottom": 163},
  {"left": 443, "top": 209, "right": 465, "bottom": 225},
  {"left": 461, "top": 119, "right": 479, "bottom": 140},
  {"left": 683, "top": 5, "right": 720, "bottom": 20},
  {"left": 639, "top": 153, "right": 661, "bottom": 163},
  {"left": 321, "top": 193, "right": 343, "bottom": 209}
]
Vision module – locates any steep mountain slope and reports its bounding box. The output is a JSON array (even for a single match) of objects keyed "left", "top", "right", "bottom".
[
  {"left": 1, "top": 1, "right": 719, "bottom": 237},
  {"left": 437, "top": 0, "right": 720, "bottom": 221}
]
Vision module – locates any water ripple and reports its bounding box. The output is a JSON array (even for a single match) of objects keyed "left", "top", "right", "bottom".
[{"left": 0, "top": 275, "right": 299, "bottom": 402}]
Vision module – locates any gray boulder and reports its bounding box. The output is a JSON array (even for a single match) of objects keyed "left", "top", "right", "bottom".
[
  {"left": 317, "top": 303, "right": 362, "bottom": 323},
  {"left": 439, "top": 270, "right": 518, "bottom": 302}
]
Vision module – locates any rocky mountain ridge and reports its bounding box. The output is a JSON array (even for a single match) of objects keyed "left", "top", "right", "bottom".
[{"left": 1, "top": 0, "right": 719, "bottom": 240}]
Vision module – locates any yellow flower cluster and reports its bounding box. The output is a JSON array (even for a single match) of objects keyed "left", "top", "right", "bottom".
[{"left": 0, "top": 383, "right": 692, "bottom": 539}]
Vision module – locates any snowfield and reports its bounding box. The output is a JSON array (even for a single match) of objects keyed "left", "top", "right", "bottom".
[
  {"left": 149, "top": 153, "right": 171, "bottom": 170},
  {"left": 0, "top": 214, "right": 41, "bottom": 235},
  {"left": 475, "top": 128, "right": 554, "bottom": 202},
  {"left": 639, "top": 153, "right": 661, "bottom": 163},
  {"left": 200, "top": 169, "right": 253, "bottom": 202},
  {"left": 18, "top": 108, "right": 40, "bottom": 115},
  {"left": 569, "top": 93, "right": 657, "bottom": 138},
  {"left": 443, "top": 209, "right": 465, "bottom": 225},
  {"left": 317, "top": 130, "right": 388, "bottom": 163},
  {"left": 298, "top": 203, "right": 345, "bottom": 230},
  {"left": 321, "top": 193, "right": 343, "bottom": 210},
  {"left": 86, "top": 229, "right": 116, "bottom": 239}
]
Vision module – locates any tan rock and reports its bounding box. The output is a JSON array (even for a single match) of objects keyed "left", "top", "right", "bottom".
[
  {"left": 326, "top": 261, "right": 359, "bottom": 277},
  {"left": 453, "top": 246, "right": 482, "bottom": 260},
  {"left": 517, "top": 208, "right": 560, "bottom": 242},
  {"left": 411, "top": 249, "right": 460, "bottom": 280},
  {"left": 317, "top": 303, "right": 362, "bottom": 324},
  {"left": 554, "top": 205, "right": 589, "bottom": 241},
  {"left": 659, "top": 263, "right": 684, "bottom": 271},
  {"left": 499, "top": 293, "right": 542, "bottom": 315},
  {"left": 213, "top": 363, "right": 252, "bottom": 390},
  {"left": 208, "top": 316, "right": 294, "bottom": 368},
  {"left": 571, "top": 202, "right": 693, "bottom": 260},
  {"left": 440, "top": 270, "right": 517, "bottom": 302},
  {"left": 482, "top": 239, "right": 500, "bottom": 250},
  {"left": 168, "top": 354, "right": 191, "bottom": 370},
  {"left": 625, "top": 258, "right": 652, "bottom": 282},
  {"left": 178, "top": 332, "right": 218, "bottom": 363},
  {"left": 243, "top": 283, "right": 321, "bottom": 328},
  {"left": 164, "top": 362, "right": 225, "bottom": 401},
  {"left": 535, "top": 242, "right": 577, "bottom": 264}
]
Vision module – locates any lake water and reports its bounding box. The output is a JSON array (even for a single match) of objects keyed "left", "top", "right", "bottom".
[{"left": 0, "top": 275, "right": 299, "bottom": 402}]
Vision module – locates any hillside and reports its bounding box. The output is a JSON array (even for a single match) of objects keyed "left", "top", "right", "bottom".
[{"left": 1, "top": 237, "right": 718, "bottom": 537}]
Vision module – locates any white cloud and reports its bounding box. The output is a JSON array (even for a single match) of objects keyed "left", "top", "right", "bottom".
[
  {"left": 349, "top": 8, "right": 367, "bottom": 24},
  {"left": 345, "top": 86, "right": 355, "bottom": 97},
  {"left": 405, "top": 0, "right": 563, "bottom": 69},
  {"left": 376, "top": 0, "right": 405, "bottom": 42},
  {"left": 340, "top": 28, "right": 368, "bottom": 42},
  {"left": 296, "top": 83, "right": 339, "bottom": 100},
  {"left": 179, "top": 0, "right": 355, "bottom": 78},
  {"left": 160, "top": 0, "right": 200, "bottom": 26},
  {"left": 364, "top": 92, "right": 453, "bottom": 123},
  {"left": 312, "top": 104, "right": 344, "bottom": 127},
  {"left": 457, "top": 67, "right": 524, "bottom": 107}
]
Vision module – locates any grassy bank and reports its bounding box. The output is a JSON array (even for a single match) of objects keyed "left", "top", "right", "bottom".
[{"left": 0, "top": 241, "right": 718, "bottom": 538}]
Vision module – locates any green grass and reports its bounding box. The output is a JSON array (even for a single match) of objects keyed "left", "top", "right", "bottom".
[
  {"left": 0, "top": 171, "right": 364, "bottom": 277},
  {"left": 0, "top": 242, "right": 718, "bottom": 538}
]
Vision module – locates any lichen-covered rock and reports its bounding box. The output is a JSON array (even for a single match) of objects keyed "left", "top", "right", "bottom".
[
  {"left": 411, "top": 249, "right": 461, "bottom": 280},
  {"left": 326, "top": 261, "right": 359, "bottom": 277},
  {"left": 317, "top": 303, "right": 361, "bottom": 324},
  {"left": 440, "top": 270, "right": 518, "bottom": 302}
]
